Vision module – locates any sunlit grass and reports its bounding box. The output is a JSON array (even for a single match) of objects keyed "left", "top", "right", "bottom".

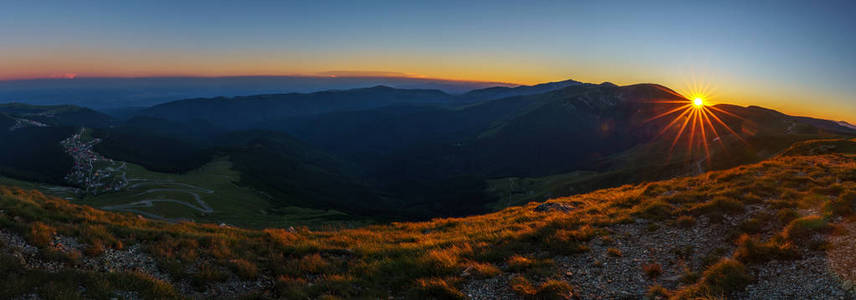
[{"left": 0, "top": 140, "right": 854, "bottom": 297}]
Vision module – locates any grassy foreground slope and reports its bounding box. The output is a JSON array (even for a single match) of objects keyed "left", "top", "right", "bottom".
[{"left": 0, "top": 139, "right": 855, "bottom": 299}]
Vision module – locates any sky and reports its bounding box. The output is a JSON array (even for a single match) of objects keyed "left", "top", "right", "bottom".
[{"left": 1, "top": 0, "right": 854, "bottom": 122}]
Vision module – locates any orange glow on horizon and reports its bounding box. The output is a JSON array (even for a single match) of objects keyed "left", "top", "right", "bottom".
[{"left": 0, "top": 64, "right": 850, "bottom": 124}]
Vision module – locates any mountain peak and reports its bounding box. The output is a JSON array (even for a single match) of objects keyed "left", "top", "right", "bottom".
[
  {"left": 838, "top": 121, "right": 856, "bottom": 130},
  {"left": 461, "top": 78, "right": 584, "bottom": 101},
  {"left": 366, "top": 85, "right": 395, "bottom": 90}
]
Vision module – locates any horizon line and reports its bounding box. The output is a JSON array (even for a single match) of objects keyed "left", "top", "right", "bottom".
[
  {"left": 0, "top": 73, "right": 522, "bottom": 86},
  {"left": 0, "top": 74, "right": 852, "bottom": 124}
]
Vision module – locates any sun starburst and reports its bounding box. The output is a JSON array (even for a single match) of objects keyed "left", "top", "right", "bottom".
[{"left": 643, "top": 86, "right": 745, "bottom": 169}]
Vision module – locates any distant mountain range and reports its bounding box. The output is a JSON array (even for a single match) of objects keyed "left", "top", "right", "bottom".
[
  {"left": 0, "top": 76, "right": 515, "bottom": 109},
  {"left": 137, "top": 85, "right": 456, "bottom": 129},
  {"left": 135, "top": 79, "right": 589, "bottom": 129},
  {"left": 0, "top": 78, "right": 854, "bottom": 220}
]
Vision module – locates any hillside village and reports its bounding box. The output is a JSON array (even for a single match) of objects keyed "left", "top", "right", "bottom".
[{"left": 61, "top": 128, "right": 128, "bottom": 195}]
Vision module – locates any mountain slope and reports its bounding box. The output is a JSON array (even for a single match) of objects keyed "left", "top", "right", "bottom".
[
  {"left": 211, "top": 130, "right": 386, "bottom": 216},
  {"left": 278, "top": 83, "right": 694, "bottom": 182},
  {"left": 0, "top": 113, "right": 15, "bottom": 129},
  {"left": 0, "top": 104, "right": 112, "bottom": 184},
  {"left": 1, "top": 139, "right": 854, "bottom": 299},
  {"left": 464, "top": 83, "right": 687, "bottom": 176},
  {"left": 485, "top": 101, "right": 856, "bottom": 208},
  {"left": 839, "top": 121, "right": 856, "bottom": 131},
  {"left": 138, "top": 82, "right": 852, "bottom": 220},
  {"left": 461, "top": 78, "right": 584, "bottom": 102},
  {"left": 0, "top": 125, "right": 75, "bottom": 184},
  {"left": 137, "top": 86, "right": 455, "bottom": 129},
  {"left": 791, "top": 116, "right": 856, "bottom": 134},
  {"left": 136, "top": 81, "right": 851, "bottom": 184},
  {"left": 0, "top": 103, "right": 114, "bottom": 128}
]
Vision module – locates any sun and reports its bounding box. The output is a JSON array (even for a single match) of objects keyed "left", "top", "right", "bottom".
[{"left": 643, "top": 86, "right": 748, "bottom": 168}]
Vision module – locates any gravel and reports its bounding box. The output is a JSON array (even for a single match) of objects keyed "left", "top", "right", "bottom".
[
  {"left": 462, "top": 276, "right": 518, "bottom": 300},
  {"left": 0, "top": 228, "right": 269, "bottom": 298},
  {"left": 551, "top": 216, "right": 732, "bottom": 299},
  {"left": 738, "top": 255, "right": 854, "bottom": 299},
  {"left": 81, "top": 244, "right": 171, "bottom": 282},
  {"left": 462, "top": 206, "right": 856, "bottom": 300}
]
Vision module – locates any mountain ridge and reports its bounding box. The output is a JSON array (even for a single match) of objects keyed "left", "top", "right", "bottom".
[
  {"left": 136, "top": 85, "right": 457, "bottom": 129},
  {"left": 461, "top": 78, "right": 584, "bottom": 101},
  {"left": 0, "top": 81, "right": 852, "bottom": 223},
  {"left": 0, "top": 76, "right": 516, "bottom": 108}
]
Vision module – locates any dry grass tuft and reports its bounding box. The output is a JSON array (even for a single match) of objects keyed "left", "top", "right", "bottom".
[
  {"left": 825, "top": 191, "right": 856, "bottom": 216},
  {"left": 467, "top": 261, "right": 501, "bottom": 278},
  {"left": 646, "top": 284, "right": 671, "bottom": 299},
  {"left": 674, "top": 258, "right": 752, "bottom": 299},
  {"left": 511, "top": 277, "right": 575, "bottom": 300},
  {"left": 532, "top": 280, "right": 575, "bottom": 300},
  {"left": 691, "top": 196, "right": 745, "bottom": 216},
  {"left": 27, "top": 222, "right": 55, "bottom": 248},
  {"left": 507, "top": 255, "right": 534, "bottom": 272},
  {"left": 732, "top": 234, "right": 798, "bottom": 263},
  {"left": 634, "top": 200, "right": 674, "bottom": 220},
  {"left": 782, "top": 215, "right": 830, "bottom": 241},
  {"left": 227, "top": 259, "right": 259, "bottom": 279},
  {"left": 410, "top": 278, "right": 466, "bottom": 300},
  {"left": 643, "top": 262, "right": 663, "bottom": 279}
]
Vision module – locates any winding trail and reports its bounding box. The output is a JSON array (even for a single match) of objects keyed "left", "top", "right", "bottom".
[
  {"left": 98, "top": 179, "right": 216, "bottom": 222},
  {"left": 128, "top": 181, "right": 214, "bottom": 193}
]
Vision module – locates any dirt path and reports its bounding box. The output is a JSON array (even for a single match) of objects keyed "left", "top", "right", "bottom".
[{"left": 99, "top": 179, "right": 215, "bottom": 222}]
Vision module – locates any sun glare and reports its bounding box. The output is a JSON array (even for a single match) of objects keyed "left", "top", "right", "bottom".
[{"left": 642, "top": 84, "right": 746, "bottom": 168}]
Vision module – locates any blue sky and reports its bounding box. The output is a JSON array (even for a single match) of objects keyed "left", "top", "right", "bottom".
[{"left": 1, "top": 0, "right": 854, "bottom": 121}]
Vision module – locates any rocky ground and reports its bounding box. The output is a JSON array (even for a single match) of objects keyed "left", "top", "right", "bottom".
[
  {"left": 4, "top": 211, "right": 855, "bottom": 299},
  {"left": 0, "top": 229, "right": 271, "bottom": 299},
  {"left": 462, "top": 204, "right": 856, "bottom": 300}
]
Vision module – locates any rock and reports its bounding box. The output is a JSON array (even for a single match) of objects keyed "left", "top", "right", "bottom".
[
  {"left": 461, "top": 266, "right": 473, "bottom": 277},
  {"left": 534, "top": 202, "right": 574, "bottom": 213}
]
